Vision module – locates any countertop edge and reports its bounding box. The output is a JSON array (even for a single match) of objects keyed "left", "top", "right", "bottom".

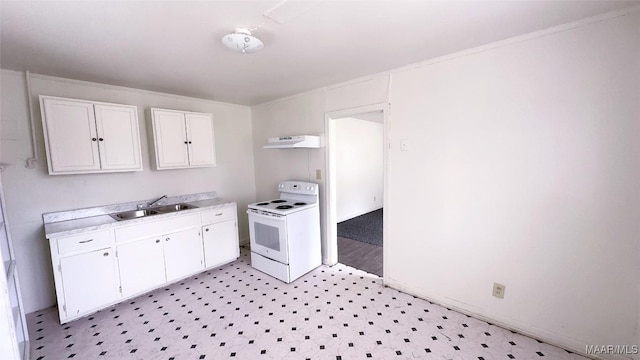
[{"left": 45, "top": 200, "right": 237, "bottom": 239}]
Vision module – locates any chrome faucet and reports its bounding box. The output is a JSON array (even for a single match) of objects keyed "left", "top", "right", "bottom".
[{"left": 139, "top": 195, "right": 167, "bottom": 209}]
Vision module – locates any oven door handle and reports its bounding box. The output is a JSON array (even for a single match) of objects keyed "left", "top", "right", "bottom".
[{"left": 247, "top": 210, "right": 286, "bottom": 221}]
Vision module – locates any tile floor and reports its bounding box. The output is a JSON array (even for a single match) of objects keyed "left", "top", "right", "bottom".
[{"left": 28, "top": 248, "right": 588, "bottom": 360}]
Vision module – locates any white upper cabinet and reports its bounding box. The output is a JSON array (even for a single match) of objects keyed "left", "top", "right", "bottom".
[
  {"left": 93, "top": 104, "right": 142, "bottom": 171},
  {"left": 151, "top": 108, "right": 216, "bottom": 170},
  {"left": 40, "top": 98, "right": 101, "bottom": 172},
  {"left": 151, "top": 109, "right": 190, "bottom": 168},
  {"left": 40, "top": 96, "right": 143, "bottom": 175},
  {"left": 185, "top": 113, "right": 216, "bottom": 166}
]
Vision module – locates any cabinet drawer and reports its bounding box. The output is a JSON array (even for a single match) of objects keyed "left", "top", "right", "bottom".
[
  {"left": 201, "top": 206, "right": 235, "bottom": 224},
  {"left": 56, "top": 230, "right": 113, "bottom": 255}
]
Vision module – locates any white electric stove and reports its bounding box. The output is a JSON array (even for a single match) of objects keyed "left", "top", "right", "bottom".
[{"left": 247, "top": 181, "right": 321, "bottom": 283}]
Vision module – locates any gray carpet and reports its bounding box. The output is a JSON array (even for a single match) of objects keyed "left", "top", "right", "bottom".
[{"left": 337, "top": 209, "right": 383, "bottom": 246}]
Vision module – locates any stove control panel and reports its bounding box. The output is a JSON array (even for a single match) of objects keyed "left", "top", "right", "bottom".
[
  {"left": 247, "top": 208, "right": 285, "bottom": 218},
  {"left": 278, "top": 181, "right": 318, "bottom": 195}
]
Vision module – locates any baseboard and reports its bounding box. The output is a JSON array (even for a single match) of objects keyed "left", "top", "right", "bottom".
[{"left": 383, "top": 278, "right": 635, "bottom": 360}]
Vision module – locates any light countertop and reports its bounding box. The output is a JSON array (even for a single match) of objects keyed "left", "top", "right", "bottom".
[{"left": 43, "top": 193, "right": 235, "bottom": 239}]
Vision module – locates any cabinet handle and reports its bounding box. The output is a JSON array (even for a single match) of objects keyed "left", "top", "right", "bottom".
[
  {"left": 91, "top": 138, "right": 97, "bottom": 141},
  {"left": 155, "top": 239, "right": 160, "bottom": 243},
  {"left": 165, "top": 237, "right": 170, "bottom": 241},
  {"left": 205, "top": 228, "right": 209, "bottom": 232},
  {"left": 103, "top": 252, "right": 109, "bottom": 257},
  {"left": 188, "top": 141, "right": 192, "bottom": 144},
  {"left": 98, "top": 138, "right": 104, "bottom": 141},
  {"left": 79, "top": 239, "right": 93, "bottom": 243},
  {"left": 215, "top": 213, "right": 222, "bottom": 216},
  {"left": 184, "top": 141, "right": 188, "bottom": 144}
]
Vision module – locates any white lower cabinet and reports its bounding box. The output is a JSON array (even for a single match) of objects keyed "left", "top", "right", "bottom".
[
  {"left": 49, "top": 229, "right": 120, "bottom": 323},
  {"left": 203, "top": 219, "right": 239, "bottom": 268},
  {"left": 117, "top": 237, "right": 166, "bottom": 298},
  {"left": 114, "top": 213, "right": 202, "bottom": 300},
  {"left": 47, "top": 202, "right": 239, "bottom": 324},
  {"left": 58, "top": 247, "right": 119, "bottom": 318},
  {"left": 117, "top": 227, "right": 204, "bottom": 297},
  {"left": 201, "top": 204, "right": 239, "bottom": 269},
  {"left": 164, "top": 227, "right": 204, "bottom": 281}
]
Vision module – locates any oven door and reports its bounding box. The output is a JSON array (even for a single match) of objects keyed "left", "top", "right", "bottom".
[{"left": 247, "top": 209, "right": 289, "bottom": 264}]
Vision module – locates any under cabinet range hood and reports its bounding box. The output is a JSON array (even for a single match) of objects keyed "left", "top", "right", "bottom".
[{"left": 264, "top": 135, "right": 321, "bottom": 149}]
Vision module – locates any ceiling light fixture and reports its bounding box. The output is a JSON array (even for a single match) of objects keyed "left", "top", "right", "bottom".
[{"left": 222, "top": 28, "right": 264, "bottom": 54}]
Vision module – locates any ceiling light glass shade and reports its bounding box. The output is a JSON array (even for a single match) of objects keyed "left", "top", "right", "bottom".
[{"left": 222, "top": 28, "right": 264, "bottom": 53}]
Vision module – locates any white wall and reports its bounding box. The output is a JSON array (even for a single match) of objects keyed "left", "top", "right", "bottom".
[
  {"left": 252, "top": 75, "right": 390, "bottom": 264},
  {"left": 325, "top": 75, "right": 390, "bottom": 112},
  {"left": 251, "top": 10, "right": 640, "bottom": 359},
  {"left": 386, "top": 10, "right": 639, "bottom": 357},
  {"left": 0, "top": 6, "right": 635, "bottom": 357},
  {"left": 0, "top": 71, "right": 256, "bottom": 313},
  {"left": 251, "top": 90, "right": 328, "bottom": 249},
  {"left": 335, "top": 116, "right": 383, "bottom": 222}
]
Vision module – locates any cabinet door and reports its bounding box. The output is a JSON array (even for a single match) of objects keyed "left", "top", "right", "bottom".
[
  {"left": 163, "top": 227, "right": 204, "bottom": 282},
  {"left": 203, "top": 219, "right": 239, "bottom": 268},
  {"left": 41, "top": 98, "right": 101, "bottom": 173},
  {"left": 185, "top": 113, "right": 216, "bottom": 167},
  {"left": 59, "top": 247, "right": 119, "bottom": 318},
  {"left": 117, "top": 237, "right": 166, "bottom": 298},
  {"left": 152, "top": 109, "right": 189, "bottom": 169},
  {"left": 94, "top": 104, "right": 142, "bottom": 171}
]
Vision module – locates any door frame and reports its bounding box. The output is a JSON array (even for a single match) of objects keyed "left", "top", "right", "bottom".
[{"left": 323, "top": 103, "right": 390, "bottom": 278}]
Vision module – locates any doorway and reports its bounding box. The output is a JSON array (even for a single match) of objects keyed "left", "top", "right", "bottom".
[{"left": 325, "top": 104, "right": 388, "bottom": 277}]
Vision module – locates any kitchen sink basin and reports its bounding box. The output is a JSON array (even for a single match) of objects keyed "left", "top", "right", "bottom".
[
  {"left": 110, "top": 209, "right": 160, "bottom": 221},
  {"left": 109, "top": 203, "right": 198, "bottom": 221},
  {"left": 155, "top": 204, "right": 198, "bottom": 212}
]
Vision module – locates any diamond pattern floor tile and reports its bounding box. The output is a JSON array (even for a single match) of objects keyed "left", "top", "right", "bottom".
[{"left": 27, "top": 247, "right": 588, "bottom": 360}]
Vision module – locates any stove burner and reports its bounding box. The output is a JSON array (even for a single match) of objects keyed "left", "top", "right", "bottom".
[
  {"left": 276, "top": 205, "right": 293, "bottom": 210},
  {"left": 294, "top": 202, "right": 307, "bottom": 206},
  {"left": 257, "top": 202, "right": 269, "bottom": 206},
  {"left": 271, "top": 200, "right": 287, "bottom": 203}
]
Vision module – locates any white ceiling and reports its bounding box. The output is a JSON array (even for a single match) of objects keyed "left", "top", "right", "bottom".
[{"left": 1, "top": 0, "right": 636, "bottom": 106}]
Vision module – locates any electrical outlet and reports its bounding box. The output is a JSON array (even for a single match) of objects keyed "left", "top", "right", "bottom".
[
  {"left": 492, "top": 283, "right": 505, "bottom": 299},
  {"left": 400, "top": 139, "right": 409, "bottom": 152},
  {"left": 315, "top": 169, "right": 321, "bottom": 180}
]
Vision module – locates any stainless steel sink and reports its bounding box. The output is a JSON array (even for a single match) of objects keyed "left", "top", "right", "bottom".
[
  {"left": 109, "top": 203, "right": 198, "bottom": 221},
  {"left": 155, "top": 203, "right": 198, "bottom": 212},
  {"left": 110, "top": 209, "right": 160, "bottom": 221}
]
